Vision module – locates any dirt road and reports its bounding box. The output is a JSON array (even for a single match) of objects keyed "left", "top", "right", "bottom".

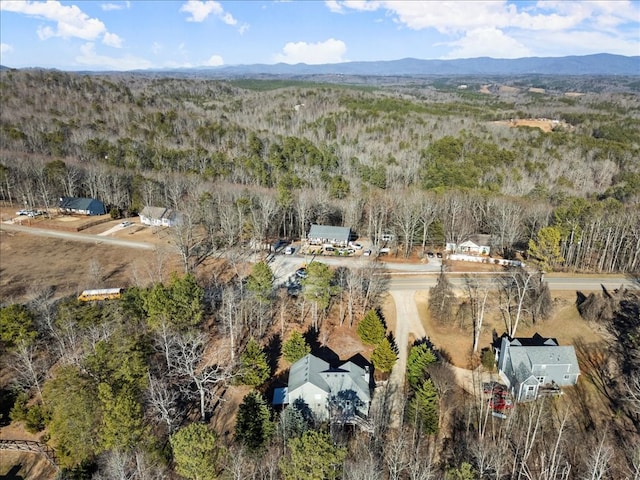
[{"left": 1, "top": 222, "right": 156, "bottom": 250}]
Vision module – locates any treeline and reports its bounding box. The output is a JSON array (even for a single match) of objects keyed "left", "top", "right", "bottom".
[{"left": 1, "top": 153, "right": 639, "bottom": 273}]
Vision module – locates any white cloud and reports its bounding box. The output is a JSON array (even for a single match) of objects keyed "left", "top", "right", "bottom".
[
  {"left": 329, "top": 1, "right": 638, "bottom": 33},
  {"left": 1, "top": 0, "right": 122, "bottom": 48},
  {"left": 522, "top": 29, "right": 640, "bottom": 57},
  {"left": 180, "top": 1, "right": 224, "bottom": 22},
  {"left": 274, "top": 38, "right": 347, "bottom": 64},
  {"left": 151, "top": 42, "right": 163, "bottom": 55},
  {"left": 204, "top": 54, "right": 224, "bottom": 66},
  {"left": 76, "top": 42, "right": 152, "bottom": 70},
  {"left": 101, "top": 2, "right": 130, "bottom": 11},
  {"left": 1, "top": 43, "right": 14, "bottom": 55},
  {"left": 102, "top": 32, "right": 123, "bottom": 48},
  {"left": 325, "top": 0, "right": 344, "bottom": 13},
  {"left": 180, "top": 0, "right": 247, "bottom": 33},
  {"left": 442, "top": 27, "right": 532, "bottom": 59},
  {"left": 327, "top": 0, "right": 640, "bottom": 58}
]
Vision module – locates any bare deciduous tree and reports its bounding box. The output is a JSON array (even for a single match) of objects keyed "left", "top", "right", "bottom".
[
  {"left": 463, "top": 275, "right": 492, "bottom": 353},
  {"left": 170, "top": 331, "right": 235, "bottom": 421},
  {"left": 146, "top": 373, "right": 181, "bottom": 433}
]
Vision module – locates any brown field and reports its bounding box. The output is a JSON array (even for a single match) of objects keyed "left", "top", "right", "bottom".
[
  {"left": 415, "top": 289, "right": 606, "bottom": 369},
  {"left": 0, "top": 207, "right": 185, "bottom": 302},
  {"left": 492, "top": 118, "right": 573, "bottom": 133}
]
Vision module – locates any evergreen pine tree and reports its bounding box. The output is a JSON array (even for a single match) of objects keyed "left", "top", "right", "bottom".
[
  {"left": 170, "top": 423, "right": 220, "bottom": 480},
  {"left": 282, "top": 330, "right": 311, "bottom": 364},
  {"left": 408, "top": 378, "right": 439, "bottom": 434},
  {"left": 239, "top": 338, "right": 270, "bottom": 387},
  {"left": 235, "top": 391, "right": 275, "bottom": 452},
  {"left": 356, "top": 309, "right": 386, "bottom": 346},
  {"left": 407, "top": 343, "right": 437, "bottom": 391},
  {"left": 371, "top": 337, "right": 397, "bottom": 373},
  {"left": 246, "top": 261, "right": 274, "bottom": 303},
  {"left": 279, "top": 430, "right": 347, "bottom": 480}
]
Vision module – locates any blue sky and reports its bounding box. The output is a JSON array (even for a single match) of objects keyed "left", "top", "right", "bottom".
[{"left": 1, "top": 1, "right": 639, "bottom": 70}]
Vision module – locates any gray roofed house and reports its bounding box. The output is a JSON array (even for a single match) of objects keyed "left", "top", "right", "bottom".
[
  {"left": 59, "top": 197, "right": 106, "bottom": 216},
  {"left": 139, "top": 206, "right": 182, "bottom": 227},
  {"left": 497, "top": 334, "right": 580, "bottom": 402},
  {"left": 274, "top": 354, "right": 372, "bottom": 424},
  {"left": 307, "top": 224, "right": 352, "bottom": 246}
]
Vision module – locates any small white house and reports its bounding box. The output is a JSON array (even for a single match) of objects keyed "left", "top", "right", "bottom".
[
  {"left": 446, "top": 234, "right": 491, "bottom": 255},
  {"left": 139, "top": 206, "right": 181, "bottom": 227}
]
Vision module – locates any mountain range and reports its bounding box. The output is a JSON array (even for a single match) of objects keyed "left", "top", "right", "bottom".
[
  {"left": 188, "top": 53, "right": 639, "bottom": 77},
  {"left": 2, "top": 53, "right": 638, "bottom": 76}
]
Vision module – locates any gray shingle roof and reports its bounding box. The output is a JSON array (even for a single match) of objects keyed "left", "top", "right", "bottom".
[
  {"left": 141, "top": 206, "right": 169, "bottom": 219},
  {"left": 287, "top": 354, "right": 371, "bottom": 403},
  {"left": 288, "top": 354, "right": 330, "bottom": 393},
  {"left": 508, "top": 346, "right": 579, "bottom": 382},
  {"left": 307, "top": 224, "right": 351, "bottom": 243}
]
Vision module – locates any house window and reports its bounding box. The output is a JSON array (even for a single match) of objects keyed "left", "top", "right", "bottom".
[
  {"left": 563, "top": 374, "right": 570, "bottom": 380},
  {"left": 527, "top": 386, "right": 535, "bottom": 392},
  {"left": 537, "top": 376, "right": 545, "bottom": 384}
]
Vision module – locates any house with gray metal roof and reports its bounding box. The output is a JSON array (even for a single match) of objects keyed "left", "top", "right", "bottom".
[
  {"left": 58, "top": 197, "right": 106, "bottom": 216},
  {"left": 139, "top": 206, "right": 181, "bottom": 227},
  {"left": 273, "top": 354, "right": 372, "bottom": 423},
  {"left": 307, "top": 224, "right": 352, "bottom": 246},
  {"left": 497, "top": 334, "right": 580, "bottom": 402}
]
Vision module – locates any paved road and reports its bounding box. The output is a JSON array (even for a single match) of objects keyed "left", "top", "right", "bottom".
[
  {"left": 387, "top": 290, "right": 427, "bottom": 429},
  {"left": 388, "top": 273, "right": 637, "bottom": 292},
  {"left": 0, "top": 222, "right": 156, "bottom": 250}
]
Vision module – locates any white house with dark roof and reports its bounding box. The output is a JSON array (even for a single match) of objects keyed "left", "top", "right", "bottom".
[
  {"left": 139, "top": 206, "right": 181, "bottom": 227},
  {"left": 307, "top": 224, "right": 352, "bottom": 247},
  {"left": 273, "top": 354, "right": 371, "bottom": 423},
  {"left": 497, "top": 334, "right": 580, "bottom": 402},
  {"left": 446, "top": 234, "right": 491, "bottom": 255}
]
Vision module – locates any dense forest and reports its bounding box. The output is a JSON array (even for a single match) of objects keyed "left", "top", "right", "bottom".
[
  {"left": 0, "top": 70, "right": 639, "bottom": 272},
  {"left": 0, "top": 70, "right": 639, "bottom": 479}
]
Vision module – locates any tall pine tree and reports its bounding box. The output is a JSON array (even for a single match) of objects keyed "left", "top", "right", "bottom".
[
  {"left": 235, "top": 391, "right": 274, "bottom": 452},
  {"left": 408, "top": 378, "right": 439, "bottom": 434}
]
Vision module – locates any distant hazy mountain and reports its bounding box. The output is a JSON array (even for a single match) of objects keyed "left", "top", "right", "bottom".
[
  {"left": 1, "top": 53, "right": 638, "bottom": 76},
  {"left": 193, "top": 53, "right": 638, "bottom": 77}
]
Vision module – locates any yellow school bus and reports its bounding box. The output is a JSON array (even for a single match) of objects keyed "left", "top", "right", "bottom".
[{"left": 78, "top": 288, "right": 123, "bottom": 302}]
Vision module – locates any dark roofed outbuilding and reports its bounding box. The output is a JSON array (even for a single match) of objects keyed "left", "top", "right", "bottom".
[{"left": 59, "top": 197, "right": 106, "bottom": 216}]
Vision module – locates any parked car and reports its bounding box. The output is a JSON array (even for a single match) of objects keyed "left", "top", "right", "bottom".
[
  {"left": 324, "top": 246, "right": 335, "bottom": 253},
  {"left": 349, "top": 242, "right": 363, "bottom": 250},
  {"left": 436, "top": 252, "right": 443, "bottom": 258},
  {"left": 295, "top": 268, "right": 308, "bottom": 279},
  {"left": 284, "top": 246, "right": 295, "bottom": 255},
  {"left": 427, "top": 251, "right": 435, "bottom": 258},
  {"left": 119, "top": 221, "right": 132, "bottom": 227},
  {"left": 16, "top": 209, "right": 29, "bottom": 216},
  {"left": 363, "top": 249, "right": 372, "bottom": 256},
  {"left": 489, "top": 397, "right": 513, "bottom": 410}
]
